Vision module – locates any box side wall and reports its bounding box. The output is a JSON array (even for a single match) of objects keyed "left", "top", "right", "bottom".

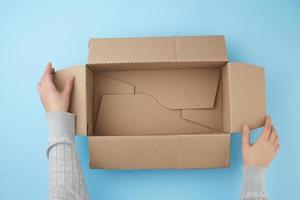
[
  {"left": 88, "top": 36, "right": 228, "bottom": 65},
  {"left": 222, "top": 65, "right": 232, "bottom": 132},
  {"left": 89, "top": 134, "right": 230, "bottom": 169},
  {"left": 88, "top": 61, "right": 227, "bottom": 72},
  {"left": 86, "top": 66, "right": 94, "bottom": 136}
]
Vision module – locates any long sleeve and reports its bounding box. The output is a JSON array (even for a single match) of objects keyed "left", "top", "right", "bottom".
[
  {"left": 240, "top": 165, "right": 268, "bottom": 200},
  {"left": 46, "top": 112, "right": 88, "bottom": 200}
]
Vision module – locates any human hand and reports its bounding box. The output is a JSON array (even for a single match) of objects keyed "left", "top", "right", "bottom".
[
  {"left": 242, "top": 116, "right": 280, "bottom": 167},
  {"left": 37, "top": 62, "right": 74, "bottom": 112}
]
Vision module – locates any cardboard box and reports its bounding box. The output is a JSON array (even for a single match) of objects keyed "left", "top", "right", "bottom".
[{"left": 54, "top": 36, "right": 266, "bottom": 169}]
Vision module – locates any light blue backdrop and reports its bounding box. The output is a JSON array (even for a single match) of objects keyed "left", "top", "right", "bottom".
[{"left": 0, "top": 0, "right": 299, "bottom": 199}]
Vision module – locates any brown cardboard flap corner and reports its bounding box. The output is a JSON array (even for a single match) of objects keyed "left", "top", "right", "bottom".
[{"left": 55, "top": 36, "right": 266, "bottom": 169}]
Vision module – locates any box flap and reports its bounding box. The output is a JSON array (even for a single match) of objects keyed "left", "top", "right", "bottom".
[
  {"left": 88, "top": 36, "right": 228, "bottom": 64},
  {"left": 89, "top": 134, "right": 230, "bottom": 169},
  {"left": 182, "top": 77, "right": 223, "bottom": 131},
  {"left": 94, "top": 94, "right": 216, "bottom": 136},
  {"left": 93, "top": 73, "right": 135, "bottom": 126},
  {"left": 53, "top": 65, "right": 91, "bottom": 135},
  {"left": 102, "top": 68, "right": 220, "bottom": 109},
  {"left": 223, "top": 63, "right": 266, "bottom": 132}
]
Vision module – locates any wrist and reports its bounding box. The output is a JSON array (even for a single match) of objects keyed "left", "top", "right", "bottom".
[{"left": 45, "top": 104, "right": 69, "bottom": 113}]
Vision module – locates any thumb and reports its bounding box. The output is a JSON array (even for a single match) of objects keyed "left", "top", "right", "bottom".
[
  {"left": 63, "top": 76, "right": 74, "bottom": 96},
  {"left": 242, "top": 124, "right": 251, "bottom": 149}
]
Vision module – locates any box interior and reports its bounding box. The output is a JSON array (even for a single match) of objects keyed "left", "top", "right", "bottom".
[{"left": 87, "top": 62, "right": 228, "bottom": 137}]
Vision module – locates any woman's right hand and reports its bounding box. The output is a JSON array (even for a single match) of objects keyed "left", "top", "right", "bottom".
[{"left": 242, "top": 116, "right": 280, "bottom": 167}]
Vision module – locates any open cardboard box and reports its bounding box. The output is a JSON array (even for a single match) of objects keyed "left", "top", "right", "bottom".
[{"left": 54, "top": 36, "right": 266, "bottom": 169}]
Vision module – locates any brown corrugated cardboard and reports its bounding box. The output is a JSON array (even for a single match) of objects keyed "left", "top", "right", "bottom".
[
  {"left": 101, "top": 69, "right": 221, "bottom": 109},
  {"left": 95, "top": 94, "right": 216, "bottom": 136},
  {"left": 222, "top": 63, "right": 266, "bottom": 132},
  {"left": 54, "top": 36, "right": 266, "bottom": 169},
  {"left": 89, "top": 134, "right": 230, "bottom": 169},
  {"left": 182, "top": 78, "right": 223, "bottom": 131},
  {"left": 88, "top": 36, "right": 227, "bottom": 64},
  {"left": 93, "top": 73, "right": 134, "bottom": 126},
  {"left": 53, "top": 65, "right": 88, "bottom": 135}
]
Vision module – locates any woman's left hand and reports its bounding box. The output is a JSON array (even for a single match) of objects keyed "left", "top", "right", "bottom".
[{"left": 37, "top": 62, "right": 74, "bottom": 113}]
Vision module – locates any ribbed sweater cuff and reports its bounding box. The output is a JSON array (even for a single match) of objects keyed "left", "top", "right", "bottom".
[
  {"left": 45, "top": 112, "right": 75, "bottom": 138},
  {"left": 243, "top": 165, "right": 266, "bottom": 192}
]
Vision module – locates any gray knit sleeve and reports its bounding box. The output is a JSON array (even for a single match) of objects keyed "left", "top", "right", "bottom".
[
  {"left": 240, "top": 165, "right": 268, "bottom": 200},
  {"left": 46, "top": 112, "right": 88, "bottom": 200}
]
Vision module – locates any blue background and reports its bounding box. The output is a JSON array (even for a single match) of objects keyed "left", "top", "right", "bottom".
[{"left": 0, "top": 0, "right": 299, "bottom": 199}]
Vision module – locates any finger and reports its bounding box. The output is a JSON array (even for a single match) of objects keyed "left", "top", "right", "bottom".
[
  {"left": 274, "top": 136, "right": 279, "bottom": 147},
  {"left": 42, "top": 62, "right": 52, "bottom": 80},
  {"left": 275, "top": 143, "right": 280, "bottom": 153},
  {"left": 42, "top": 64, "right": 56, "bottom": 87},
  {"left": 262, "top": 116, "right": 272, "bottom": 139},
  {"left": 50, "top": 67, "right": 55, "bottom": 79},
  {"left": 63, "top": 76, "right": 74, "bottom": 96},
  {"left": 242, "top": 124, "right": 251, "bottom": 149},
  {"left": 37, "top": 82, "right": 41, "bottom": 93},
  {"left": 43, "top": 69, "right": 56, "bottom": 87},
  {"left": 269, "top": 127, "right": 277, "bottom": 143}
]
